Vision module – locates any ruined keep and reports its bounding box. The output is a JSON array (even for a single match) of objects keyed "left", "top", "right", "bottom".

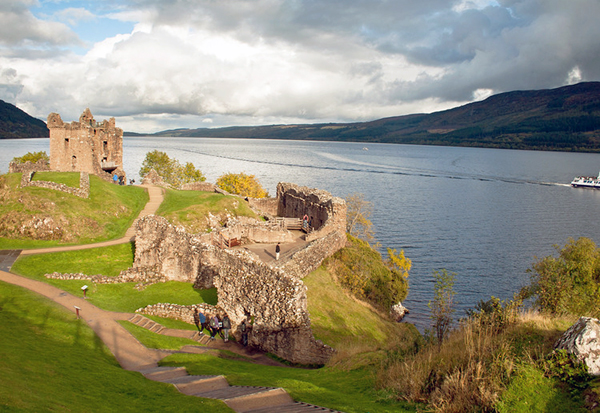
[
  {"left": 129, "top": 182, "right": 347, "bottom": 364},
  {"left": 47, "top": 108, "right": 124, "bottom": 181}
]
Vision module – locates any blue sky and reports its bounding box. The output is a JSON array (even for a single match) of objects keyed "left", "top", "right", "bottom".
[{"left": 0, "top": 0, "right": 599, "bottom": 133}]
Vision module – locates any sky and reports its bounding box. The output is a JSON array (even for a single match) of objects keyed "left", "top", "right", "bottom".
[{"left": 0, "top": 0, "right": 599, "bottom": 133}]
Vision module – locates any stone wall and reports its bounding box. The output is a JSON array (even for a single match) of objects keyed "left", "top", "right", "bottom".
[
  {"left": 180, "top": 181, "right": 217, "bottom": 192},
  {"left": 8, "top": 159, "right": 50, "bottom": 174},
  {"left": 130, "top": 214, "right": 334, "bottom": 364},
  {"left": 47, "top": 109, "right": 124, "bottom": 182},
  {"left": 247, "top": 197, "right": 278, "bottom": 216},
  {"left": 280, "top": 230, "right": 347, "bottom": 279},
  {"left": 20, "top": 171, "right": 90, "bottom": 199},
  {"left": 137, "top": 303, "right": 220, "bottom": 324},
  {"left": 276, "top": 182, "right": 346, "bottom": 240}
]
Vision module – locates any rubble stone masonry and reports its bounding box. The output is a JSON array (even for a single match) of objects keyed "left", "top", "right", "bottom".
[{"left": 47, "top": 108, "right": 124, "bottom": 181}]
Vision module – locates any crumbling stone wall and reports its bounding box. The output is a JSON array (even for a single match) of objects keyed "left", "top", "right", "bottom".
[
  {"left": 276, "top": 182, "right": 346, "bottom": 241},
  {"left": 47, "top": 109, "right": 124, "bottom": 181},
  {"left": 131, "top": 214, "right": 334, "bottom": 364},
  {"left": 8, "top": 159, "right": 50, "bottom": 174},
  {"left": 20, "top": 171, "right": 90, "bottom": 198},
  {"left": 247, "top": 197, "right": 278, "bottom": 216}
]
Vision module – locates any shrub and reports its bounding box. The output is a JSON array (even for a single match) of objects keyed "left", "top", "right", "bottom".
[
  {"left": 429, "top": 269, "right": 456, "bottom": 344},
  {"left": 520, "top": 237, "right": 600, "bottom": 316},
  {"left": 12, "top": 151, "right": 49, "bottom": 164},
  {"left": 215, "top": 172, "right": 268, "bottom": 198},
  {"left": 544, "top": 349, "right": 591, "bottom": 392},
  {"left": 139, "top": 150, "right": 205, "bottom": 187}
]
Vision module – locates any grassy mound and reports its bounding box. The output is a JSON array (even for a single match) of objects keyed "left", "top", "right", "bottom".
[
  {"left": 0, "top": 173, "right": 148, "bottom": 248},
  {"left": 156, "top": 188, "right": 258, "bottom": 233},
  {"left": 0, "top": 281, "right": 232, "bottom": 412}
]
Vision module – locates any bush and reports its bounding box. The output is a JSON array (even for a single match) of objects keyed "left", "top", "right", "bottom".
[
  {"left": 139, "top": 150, "right": 205, "bottom": 187},
  {"left": 12, "top": 151, "right": 49, "bottom": 164},
  {"left": 215, "top": 172, "right": 268, "bottom": 198},
  {"left": 544, "top": 349, "right": 591, "bottom": 392},
  {"left": 520, "top": 237, "right": 600, "bottom": 316},
  {"left": 327, "top": 235, "right": 409, "bottom": 311}
]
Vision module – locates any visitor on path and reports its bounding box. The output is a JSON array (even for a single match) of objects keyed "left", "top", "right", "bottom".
[
  {"left": 113, "top": 173, "right": 118, "bottom": 184},
  {"left": 302, "top": 214, "right": 309, "bottom": 231},
  {"left": 221, "top": 315, "right": 231, "bottom": 342},
  {"left": 241, "top": 320, "right": 249, "bottom": 347},
  {"left": 209, "top": 314, "right": 220, "bottom": 340},
  {"left": 193, "top": 308, "right": 208, "bottom": 334},
  {"left": 276, "top": 243, "right": 281, "bottom": 261}
]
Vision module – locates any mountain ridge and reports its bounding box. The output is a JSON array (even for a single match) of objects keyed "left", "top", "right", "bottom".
[
  {"left": 0, "top": 100, "right": 49, "bottom": 139},
  {"left": 141, "top": 81, "right": 600, "bottom": 152}
]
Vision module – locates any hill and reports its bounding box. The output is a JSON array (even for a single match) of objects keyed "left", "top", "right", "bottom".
[
  {"left": 0, "top": 100, "right": 49, "bottom": 139},
  {"left": 143, "top": 82, "right": 600, "bottom": 152}
]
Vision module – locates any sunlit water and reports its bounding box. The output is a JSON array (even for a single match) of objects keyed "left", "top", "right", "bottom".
[{"left": 3, "top": 137, "right": 600, "bottom": 330}]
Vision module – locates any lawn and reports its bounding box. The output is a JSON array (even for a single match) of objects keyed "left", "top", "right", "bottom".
[
  {"left": 10, "top": 244, "right": 218, "bottom": 313},
  {"left": 156, "top": 188, "right": 258, "bottom": 233},
  {"left": 0, "top": 280, "right": 232, "bottom": 412}
]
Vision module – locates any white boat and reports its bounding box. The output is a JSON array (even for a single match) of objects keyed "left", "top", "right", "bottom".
[{"left": 571, "top": 172, "right": 600, "bottom": 188}]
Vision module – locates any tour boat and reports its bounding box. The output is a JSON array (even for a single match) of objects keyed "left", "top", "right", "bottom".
[{"left": 571, "top": 172, "right": 600, "bottom": 188}]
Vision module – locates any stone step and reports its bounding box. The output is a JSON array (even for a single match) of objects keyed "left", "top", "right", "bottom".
[
  {"left": 246, "top": 402, "right": 342, "bottom": 413},
  {"left": 170, "top": 375, "right": 230, "bottom": 395},
  {"left": 149, "top": 323, "right": 164, "bottom": 333},
  {"left": 196, "top": 385, "right": 275, "bottom": 400},
  {"left": 222, "top": 387, "right": 295, "bottom": 413},
  {"left": 128, "top": 314, "right": 144, "bottom": 324},
  {"left": 139, "top": 366, "right": 188, "bottom": 381}
]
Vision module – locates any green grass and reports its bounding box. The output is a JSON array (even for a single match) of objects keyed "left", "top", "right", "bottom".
[
  {"left": 305, "top": 266, "right": 419, "bottom": 363},
  {"left": 0, "top": 173, "right": 148, "bottom": 248},
  {"left": 156, "top": 188, "right": 257, "bottom": 233},
  {"left": 10, "top": 244, "right": 218, "bottom": 313},
  {"left": 32, "top": 171, "right": 81, "bottom": 187},
  {"left": 0, "top": 281, "right": 233, "bottom": 412},
  {"left": 119, "top": 321, "right": 201, "bottom": 349},
  {"left": 161, "top": 351, "right": 417, "bottom": 413},
  {"left": 497, "top": 365, "right": 587, "bottom": 412}
]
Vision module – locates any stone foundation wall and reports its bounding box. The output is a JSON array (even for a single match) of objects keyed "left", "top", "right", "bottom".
[
  {"left": 136, "top": 303, "right": 220, "bottom": 324},
  {"left": 8, "top": 159, "right": 50, "bottom": 174},
  {"left": 180, "top": 181, "right": 217, "bottom": 192},
  {"left": 247, "top": 197, "right": 278, "bottom": 216},
  {"left": 20, "top": 171, "right": 90, "bottom": 198}
]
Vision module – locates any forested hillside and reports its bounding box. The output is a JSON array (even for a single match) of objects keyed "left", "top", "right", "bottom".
[
  {"left": 0, "top": 100, "right": 48, "bottom": 139},
  {"left": 145, "top": 82, "right": 600, "bottom": 152}
]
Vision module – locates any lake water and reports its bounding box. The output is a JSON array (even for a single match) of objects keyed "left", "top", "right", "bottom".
[{"left": 3, "top": 137, "right": 600, "bottom": 330}]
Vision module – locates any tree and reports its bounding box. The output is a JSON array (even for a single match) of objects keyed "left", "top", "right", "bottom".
[
  {"left": 12, "top": 151, "right": 49, "bottom": 164},
  {"left": 345, "top": 193, "right": 374, "bottom": 242},
  {"left": 521, "top": 237, "right": 600, "bottom": 316},
  {"left": 139, "top": 150, "right": 205, "bottom": 187},
  {"left": 428, "top": 269, "right": 456, "bottom": 344},
  {"left": 216, "top": 172, "right": 268, "bottom": 198}
]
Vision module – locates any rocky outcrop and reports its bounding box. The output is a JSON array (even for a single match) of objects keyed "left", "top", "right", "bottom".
[
  {"left": 554, "top": 317, "right": 600, "bottom": 376},
  {"left": 390, "top": 302, "right": 409, "bottom": 322}
]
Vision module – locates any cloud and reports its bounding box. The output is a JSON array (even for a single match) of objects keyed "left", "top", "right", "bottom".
[
  {"left": 0, "top": 0, "right": 80, "bottom": 50},
  {"left": 1, "top": 0, "right": 599, "bottom": 132}
]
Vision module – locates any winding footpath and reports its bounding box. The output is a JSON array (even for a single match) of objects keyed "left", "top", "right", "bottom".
[{"left": 0, "top": 184, "right": 340, "bottom": 413}]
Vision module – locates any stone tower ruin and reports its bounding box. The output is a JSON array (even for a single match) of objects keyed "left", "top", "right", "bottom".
[{"left": 47, "top": 108, "right": 125, "bottom": 181}]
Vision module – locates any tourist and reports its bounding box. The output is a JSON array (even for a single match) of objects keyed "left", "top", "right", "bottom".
[
  {"left": 221, "top": 315, "right": 231, "bottom": 342},
  {"left": 113, "top": 173, "right": 118, "bottom": 184},
  {"left": 276, "top": 242, "right": 281, "bottom": 261},
  {"left": 302, "top": 214, "right": 309, "bottom": 231},
  {"left": 241, "top": 320, "right": 248, "bottom": 346},
  {"left": 193, "top": 308, "right": 208, "bottom": 334},
  {"left": 193, "top": 308, "right": 201, "bottom": 332},
  {"left": 209, "top": 314, "right": 220, "bottom": 340}
]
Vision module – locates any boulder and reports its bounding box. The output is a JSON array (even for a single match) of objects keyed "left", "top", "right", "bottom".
[
  {"left": 554, "top": 316, "right": 600, "bottom": 376},
  {"left": 390, "top": 302, "right": 409, "bottom": 322}
]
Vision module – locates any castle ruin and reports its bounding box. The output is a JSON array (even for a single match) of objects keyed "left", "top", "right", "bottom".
[{"left": 47, "top": 109, "right": 125, "bottom": 181}]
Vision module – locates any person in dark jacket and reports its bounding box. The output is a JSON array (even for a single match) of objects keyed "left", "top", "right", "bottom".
[{"left": 221, "top": 315, "right": 231, "bottom": 342}]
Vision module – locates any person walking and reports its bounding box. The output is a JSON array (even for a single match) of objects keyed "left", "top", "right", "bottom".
[
  {"left": 209, "top": 314, "right": 220, "bottom": 340},
  {"left": 276, "top": 242, "right": 281, "bottom": 261},
  {"left": 221, "top": 315, "right": 231, "bottom": 342},
  {"left": 193, "top": 308, "right": 201, "bottom": 332},
  {"left": 241, "top": 320, "right": 248, "bottom": 347}
]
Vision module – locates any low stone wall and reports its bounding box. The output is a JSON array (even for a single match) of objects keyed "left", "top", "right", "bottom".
[
  {"left": 222, "top": 217, "right": 296, "bottom": 244},
  {"left": 181, "top": 181, "right": 217, "bottom": 192},
  {"left": 247, "top": 197, "right": 278, "bottom": 216},
  {"left": 136, "top": 303, "right": 220, "bottom": 324},
  {"left": 280, "top": 230, "right": 347, "bottom": 279},
  {"left": 8, "top": 160, "right": 50, "bottom": 174},
  {"left": 20, "top": 171, "right": 90, "bottom": 198},
  {"left": 45, "top": 264, "right": 166, "bottom": 290}
]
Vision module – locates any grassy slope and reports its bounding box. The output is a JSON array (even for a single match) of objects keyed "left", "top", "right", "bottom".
[
  {"left": 0, "top": 281, "right": 232, "bottom": 412},
  {"left": 10, "top": 244, "right": 218, "bottom": 313},
  {"left": 0, "top": 173, "right": 148, "bottom": 248},
  {"left": 156, "top": 188, "right": 257, "bottom": 233}
]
